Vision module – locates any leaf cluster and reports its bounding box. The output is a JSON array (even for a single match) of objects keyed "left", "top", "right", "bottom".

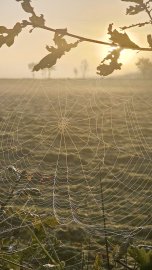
[
  {"left": 0, "top": 0, "right": 152, "bottom": 77},
  {"left": 16, "top": 0, "right": 45, "bottom": 28},
  {"left": 96, "top": 0, "right": 152, "bottom": 76},
  {"left": 122, "top": 0, "right": 145, "bottom": 16},
  {"left": 121, "top": 0, "right": 152, "bottom": 28},
  {"left": 0, "top": 0, "right": 45, "bottom": 49},
  {"left": 97, "top": 48, "right": 122, "bottom": 77},
  {"left": 97, "top": 24, "right": 139, "bottom": 76}
]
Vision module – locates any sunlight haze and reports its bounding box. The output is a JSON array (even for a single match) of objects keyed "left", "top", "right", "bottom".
[{"left": 0, "top": 0, "right": 150, "bottom": 78}]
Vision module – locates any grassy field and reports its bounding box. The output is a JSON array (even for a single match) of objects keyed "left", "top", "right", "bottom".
[{"left": 0, "top": 79, "right": 152, "bottom": 269}]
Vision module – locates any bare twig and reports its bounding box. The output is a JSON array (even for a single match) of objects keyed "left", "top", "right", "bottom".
[
  {"left": 121, "top": 21, "right": 151, "bottom": 30},
  {"left": 143, "top": 2, "right": 152, "bottom": 22}
]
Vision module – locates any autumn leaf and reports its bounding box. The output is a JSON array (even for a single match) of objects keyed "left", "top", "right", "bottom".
[
  {"left": 33, "top": 31, "right": 80, "bottom": 71},
  {"left": 16, "top": 0, "right": 35, "bottom": 14},
  {"left": 16, "top": 0, "right": 45, "bottom": 28},
  {"left": 97, "top": 48, "right": 122, "bottom": 76},
  {"left": 121, "top": 0, "right": 146, "bottom": 15},
  {"left": 97, "top": 23, "right": 140, "bottom": 76},
  {"left": 0, "top": 26, "right": 8, "bottom": 34},
  {"left": 0, "top": 22, "right": 22, "bottom": 48},
  {"left": 21, "top": 0, "right": 35, "bottom": 14},
  {"left": 21, "top": 20, "right": 31, "bottom": 28},
  {"left": 108, "top": 23, "right": 140, "bottom": 48},
  {"left": 126, "top": 4, "right": 145, "bottom": 15},
  {"left": 29, "top": 14, "right": 45, "bottom": 27}
]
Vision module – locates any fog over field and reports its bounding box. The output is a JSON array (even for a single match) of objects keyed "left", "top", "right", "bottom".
[
  {"left": 0, "top": 78, "right": 152, "bottom": 269},
  {"left": 1, "top": 0, "right": 152, "bottom": 267},
  {"left": 0, "top": 79, "right": 151, "bottom": 229}
]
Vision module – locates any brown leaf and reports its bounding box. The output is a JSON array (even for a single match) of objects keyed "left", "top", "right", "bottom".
[
  {"left": 16, "top": 0, "right": 45, "bottom": 28},
  {"left": 0, "top": 26, "right": 8, "bottom": 34},
  {"left": 21, "top": 0, "right": 35, "bottom": 14},
  {"left": 21, "top": 20, "right": 30, "bottom": 28},
  {"left": 16, "top": 0, "right": 35, "bottom": 14},
  {"left": 0, "top": 22, "right": 22, "bottom": 48},
  {"left": 29, "top": 14, "right": 45, "bottom": 27},
  {"left": 33, "top": 31, "right": 80, "bottom": 71},
  {"left": 12, "top": 22, "right": 22, "bottom": 35},
  {"left": 108, "top": 23, "right": 140, "bottom": 48},
  {"left": 97, "top": 48, "right": 122, "bottom": 77},
  {"left": 121, "top": 0, "right": 146, "bottom": 16},
  {"left": 126, "top": 4, "right": 145, "bottom": 15}
]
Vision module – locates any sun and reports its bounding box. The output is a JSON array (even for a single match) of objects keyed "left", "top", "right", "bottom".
[
  {"left": 99, "top": 44, "right": 136, "bottom": 68},
  {"left": 109, "top": 46, "right": 136, "bottom": 65},
  {"left": 119, "top": 48, "right": 136, "bottom": 65}
]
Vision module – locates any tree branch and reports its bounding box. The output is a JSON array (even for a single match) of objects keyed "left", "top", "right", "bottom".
[
  {"left": 26, "top": 22, "right": 152, "bottom": 51},
  {"left": 143, "top": 2, "right": 152, "bottom": 22}
]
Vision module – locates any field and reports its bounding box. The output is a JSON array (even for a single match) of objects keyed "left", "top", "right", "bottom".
[{"left": 0, "top": 78, "right": 152, "bottom": 269}]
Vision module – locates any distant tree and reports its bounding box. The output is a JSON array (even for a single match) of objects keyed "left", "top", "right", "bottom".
[
  {"left": 136, "top": 58, "right": 152, "bottom": 79},
  {"left": 81, "top": 59, "right": 89, "bottom": 79},
  {"left": 73, "top": 67, "right": 78, "bottom": 78},
  {"left": 41, "top": 68, "right": 47, "bottom": 79},
  {"left": 28, "top": 62, "right": 36, "bottom": 79},
  {"left": 48, "top": 66, "right": 56, "bottom": 79},
  {"left": 41, "top": 66, "right": 56, "bottom": 79}
]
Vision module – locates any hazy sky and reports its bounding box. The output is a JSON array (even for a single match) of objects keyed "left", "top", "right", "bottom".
[{"left": 0, "top": 0, "right": 151, "bottom": 78}]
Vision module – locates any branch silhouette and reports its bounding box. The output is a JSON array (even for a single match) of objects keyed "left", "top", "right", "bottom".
[
  {"left": 0, "top": 0, "right": 152, "bottom": 76},
  {"left": 24, "top": 21, "right": 152, "bottom": 51}
]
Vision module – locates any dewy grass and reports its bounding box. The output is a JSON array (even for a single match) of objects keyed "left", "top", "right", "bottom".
[{"left": 99, "top": 166, "right": 110, "bottom": 270}]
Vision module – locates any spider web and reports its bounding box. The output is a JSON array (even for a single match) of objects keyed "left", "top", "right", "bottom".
[{"left": 0, "top": 78, "right": 152, "bottom": 269}]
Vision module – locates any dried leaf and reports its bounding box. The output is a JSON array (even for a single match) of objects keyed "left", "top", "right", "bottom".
[
  {"left": 121, "top": 0, "right": 146, "bottom": 15},
  {"left": 16, "top": 0, "right": 45, "bottom": 27},
  {"left": 21, "top": 20, "right": 30, "bottom": 28},
  {"left": 16, "top": 0, "right": 35, "bottom": 14},
  {"left": 126, "top": 4, "right": 145, "bottom": 15},
  {"left": 97, "top": 48, "right": 122, "bottom": 77},
  {"left": 147, "top": 34, "right": 152, "bottom": 48},
  {"left": 0, "top": 26, "right": 8, "bottom": 34},
  {"left": 108, "top": 23, "right": 140, "bottom": 48},
  {"left": 0, "top": 22, "right": 22, "bottom": 48},
  {"left": 33, "top": 31, "right": 80, "bottom": 71},
  {"left": 29, "top": 14, "right": 45, "bottom": 27},
  {"left": 21, "top": 0, "right": 35, "bottom": 14}
]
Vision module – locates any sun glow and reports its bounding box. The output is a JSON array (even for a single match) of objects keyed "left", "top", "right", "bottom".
[
  {"left": 108, "top": 46, "right": 135, "bottom": 65},
  {"left": 119, "top": 48, "right": 136, "bottom": 65},
  {"left": 99, "top": 44, "right": 136, "bottom": 72}
]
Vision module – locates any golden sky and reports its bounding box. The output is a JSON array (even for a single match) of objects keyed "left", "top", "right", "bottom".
[{"left": 0, "top": 0, "right": 151, "bottom": 78}]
